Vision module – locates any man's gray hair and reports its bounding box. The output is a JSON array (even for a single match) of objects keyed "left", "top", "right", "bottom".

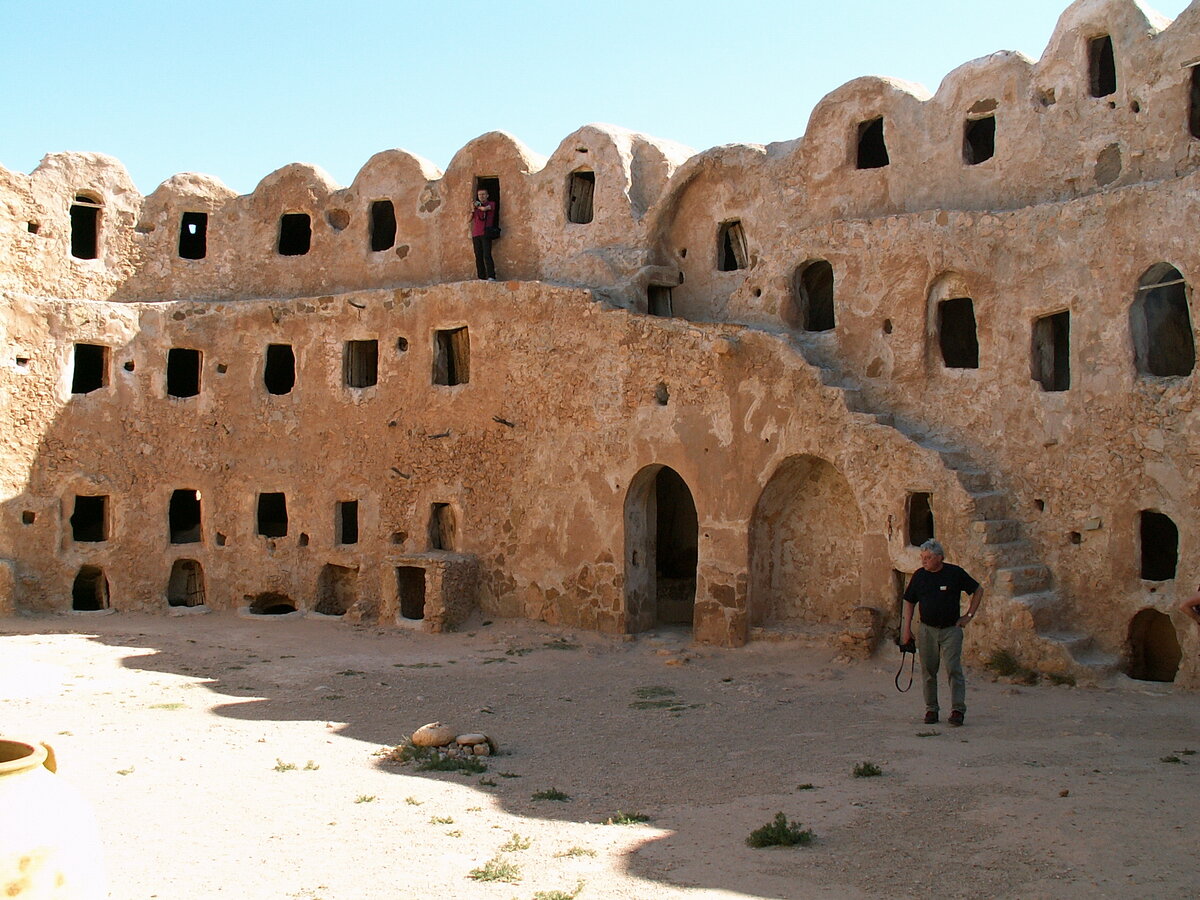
[{"left": 920, "top": 539, "right": 945, "bottom": 557}]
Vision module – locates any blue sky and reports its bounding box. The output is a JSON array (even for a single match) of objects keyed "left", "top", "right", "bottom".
[{"left": 0, "top": 1, "right": 1190, "bottom": 195}]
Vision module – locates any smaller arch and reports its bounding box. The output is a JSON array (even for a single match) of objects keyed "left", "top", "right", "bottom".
[
  {"left": 624, "top": 465, "right": 698, "bottom": 632},
  {"left": 167, "top": 559, "right": 206, "bottom": 607},
  {"left": 1130, "top": 264, "right": 1194, "bottom": 377},
  {"left": 72, "top": 565, "right": 109, "bottom": 611},
  {"left": 249, "top": 591, "right": 296, "bottom": 615},
  {"left": 1126, "top": 609, "right": 1180, "bottom": 682}
]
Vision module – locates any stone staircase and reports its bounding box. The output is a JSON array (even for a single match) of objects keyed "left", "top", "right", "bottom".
[{"left": 797, "top": 337, "right": 1120, "bottom": 680}]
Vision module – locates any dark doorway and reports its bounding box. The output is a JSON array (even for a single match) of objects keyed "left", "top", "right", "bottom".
[
  {"left": 1088, "top": 34, "right": 1117, "bottom": 98},
  {"left": 249, "top": 592, "right": 296, "bottom": 615},
  {"left": 566, "top": 170, "right": 595, "bottom": 224},
  {"left": 167, "top": 559, "right": 206, "bottom": 607},
  {"left": 178, "top": 212, "right": 208, "bottom": 260},
  {"left": 278, "top": 213, "right": 311, "bottom": 256},
  {"left": 70, "top": 196, "right": 101, "bottom": 259},
  {"left": 369, "top": 200, "right": 396, "bottom": 251},
  {"left": 264, "top": 344, "right": 295, "bottom": 395},
  {"left": 397, "top": 566, "right": 426, "bottom": 620},
  {"left": 794, "top": 260, "right": 835, "bottom": 332},
  {"left": 1140, "top": 510, "right": 1178, "bottom": 581},
  {"left": 169, "top": 489, "right": 202, "bottom": 544},
  {"left": 257, "top": 493, "right": 288, "bottom": 538},
  {"left": 963, "top": 115, "right": 996, "bottom": 165},
  {"left": 72, "top": 565, "right": 109, "bottom": 611},
  {"left": 70, "top": 495, "right": 107, "bottom": 542},
  {"left": 1032, "top": 311, "right": 1071, "bottom": 391},
  {"left": 938, "top": 297, "right": 980, "bottom": 368},
  {"left": 72, "top": 343, "right": 108, "bottom": 394},
  {"left": 1190, "top": 65, "right": 1200, "bottom": 140},
  {"left": 474, "top": 176, "right": 501, "bottom": 229},
  {"left": 167, "top": 348, "right": 202, "bottom": 398},
  {"left": 856, "top": 117, "right": 889, "bottom": 169},
  {"left": 623, "top": 465, "right": 698, "bottom": 632},
  {"left": 907, "top": 492, "right": 934, "bottom": 546},
  {"left": 717, "top": 220, "right": 748, "bottom": 271},
  {"left": 1131, "top": 264, "right": 1194, "bottom": 377},
  {"left": 647, "top": 285, "right": 673, "bottom": 317},
  {"left": 315, "top": 564, "right": 358, "bottom": 616},
  {"left": 336, "top": 500, "right": 359, "bottom": 545},
  {"left": 1126, "top": 609, "right": 1180, "bottom": 682},
  {"left": 344, "top": 340, "right": 378, "bottom": 388}
]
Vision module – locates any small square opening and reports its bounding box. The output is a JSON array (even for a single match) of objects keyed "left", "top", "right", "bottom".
[
  {"left": 1088, "top": 34, "right": 1117, "bottom": 98},
  {"left": 167, "top": 348, "right": 202, "bottom": 397},
  {"left": 433, "top": 328, "right": 470, "bottom": 386},
  {"left": 257, "top": 492, "right": 289, "bottom": 538},
  {"left": 938, "top": 298, "right": 979, "bottom": 369},
  {"left": 648, "top": 285, "right": 673, "bottom": 317},
  {"left": 169, "top": 489, "right": 202, "bottom": 544},
  {"left": 907, "top": 493, "right": 934, "bottom": 547},
  {"left": 566, "top": 170, "right": 595, "bottom": 224},
  {"left": 71, "top": 343, "right": 108, "bottom": 394},
  {"left": 71, "top": 495, "right": 108, "bottom": 542},
  {"left": 397, "top": 566, "right": 426, "bottom": 620},
  {"left": 963, "top": 115, "right": 996, "bottom": 165},
  {"left": 178, "top": 212, "right": 208, "bottom": 259},
  {"left": 856, "top": 118, "right": 889, "bottom": 169},
  {"left": 70, "top": 195, "right": 101, "bottom": 260},
  {"left": 370, "top": 200, "right": 396, "bottom": 251},
  {"left": 717, "top": 220, "right": 748, "bottom": 271},
  {"left": 264, "top": 343, "right": 296, "bottom": 395},
  {"left": 344, "top": 340, "right": 378, "bottom": 388},
  {"left": 1032, "top": 311, "right": 1071, "bottom": 391},
  {"left": 337, "top": 500, "right": 359, "bottom": 545},
  {"left": 278, "top": 213, "right": 312, "bottom": 256}
]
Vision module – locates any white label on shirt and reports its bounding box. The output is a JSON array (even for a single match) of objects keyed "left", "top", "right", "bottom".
[{"left": 940, "top": 585, "right": 947, "bottom": 590}]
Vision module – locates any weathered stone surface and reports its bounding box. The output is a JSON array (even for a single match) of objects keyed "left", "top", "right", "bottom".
[{"left": 410, "top": 723, "right": 455, "bottom": 747}]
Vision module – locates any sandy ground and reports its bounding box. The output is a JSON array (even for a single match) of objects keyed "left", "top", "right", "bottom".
[{"left": 3, "top": 611, "right": 1200, "bottom": 900}]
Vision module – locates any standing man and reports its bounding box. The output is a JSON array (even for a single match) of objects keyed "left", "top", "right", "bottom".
[
  {"left": 470, "top": 187, "right": 497, "bottom": 281},
  {"left": 900, "top": 539, "right": 983, "bottom": 726}
]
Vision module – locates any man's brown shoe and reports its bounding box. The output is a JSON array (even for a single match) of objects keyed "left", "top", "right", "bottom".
[
  {"left": 948, "top": 710, "right": 964, "bottom": 727},
  {"left": 924, "top": 711, "right": 938, "bottom": 725}
]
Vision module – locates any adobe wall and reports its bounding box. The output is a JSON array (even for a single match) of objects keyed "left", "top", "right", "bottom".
[{"left": 2, "top": 0, "right": 1199, "bottom": 684}]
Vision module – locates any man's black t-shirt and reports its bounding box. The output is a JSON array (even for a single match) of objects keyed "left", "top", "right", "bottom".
[{"left": 903, "top": 564, "right": 980, "bottom": 628}]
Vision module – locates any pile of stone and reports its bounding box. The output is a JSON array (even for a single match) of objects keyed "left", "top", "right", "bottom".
[{"left": 410, "top": 721, "right": 497, "bottom": 758}]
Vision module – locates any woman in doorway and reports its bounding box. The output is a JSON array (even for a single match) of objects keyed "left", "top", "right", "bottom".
[{"left": 470, "top": 188, "right": 497, "bottom": 280}]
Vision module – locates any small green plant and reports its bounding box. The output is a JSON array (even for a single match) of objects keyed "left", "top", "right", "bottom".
[
  {"left": 634, "top": 686, "right": 675, "bottom": 699},
  {"left": 498, "top": 771, "right": 521, "bottom": 778},
  {"left": 303, "top": 760, "right": 319, "bottom": 771},
  {"left": 1047, "top": 672, "right": 1076, "bottom": 686},
  {"left": 796, "top": 783, "right": 815, "bottom": 790},
  {"left": 543, "top": 639, "right": 581, "bottom": 650},
  {"left": 274, "top": 759, "right": 297, "bottom": 772},
  {"left": 499, "top": 832, "right": 531, "bottom": 852},
  {"left": 430, "top": 815, "right": 454, "bottom": 825},
  {"left": 336, "top": 669, "right": 365, "bottom": 676},
  {"left": 479, "top": 777, "right": 497, "bottom": 787},
  {"left": 116, "top": 766, "right": 135, "bottom": 776},
  {"left": 916, "top": 731, "right": 940, "bottom": 738},
  {"left": 1181, "top": 749, "right": 1196, "bottom": 756},
  {"left": 467, "top": 856, "right": 521, "bottom": 883},
  {"left": 604, "top": 811, "right": 649, "bottom": 825},
  {"left": 534, "top": 883, "right": 586, "bottom": 900},
  {"left": 392, "top": 662, "right": 442, "bottom": 668},
  {"left": 853, "top": 761, "right": 882, "bottom": 778},
  {"left": 148, "top": 702, "right": 185, "bottom": 710},
  {"left": 1161, "top": 755, "right": 1182, "bottom": 764},
  {"left": 446, "top": 829, "right": 463, "bottom": 837},
  {"left": 555, "top": 846, "right": 596, "bottom": 858},
  {"left": 630, "top": 699, "right": 676, "bottom": 710},
  {"left": 355, "top": 795, "right": 376, "bottom": 804},
  {"left": 531, "top": 787, "right": 571, "bottom": 802},
  {"left": 746, "top": 812, "right": 814, "bottom": 848},
  {"left": 404, "top": 796, "right": 422, "bottom": 806},
  {"left": 505, "top": 647, "right": 535, "bottom": 657},
  {"left": 422, "top": 754, "right": 486, "bottom": 774}
]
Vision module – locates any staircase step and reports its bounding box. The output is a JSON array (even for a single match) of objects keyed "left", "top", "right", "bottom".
[
  {"left": 980, "top": 539, "right": 1037, "bottom": 567},
  {"left": 972, "top": 519, "right": 1020, "bottom": 544},
  {"left": 1040, "top": 631, "right": 1121, "bottom": 673},
  {"left": 1012, "top": 591, "right": 1060, "bottom": 629},
  {"left": 996, "top": 564, "right": 1051, "bottom": 595},
  {"left": 954, "top": 469, "right": 993, "bottom": 493},
  {"left": 969, "top": 490, "right": 1010, "bottom": 520}
]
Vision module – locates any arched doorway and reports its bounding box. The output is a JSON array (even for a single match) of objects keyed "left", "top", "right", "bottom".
[
  {"left": 624, "top": 465, "right": 698, "bottom": 632},
  {"left": 72, "top": 565, "right": 109, "bottom": 611},
  {"left": 1126, "top": 608, "right": 1181, "bottom": 682},
  {"left": 748, "top": 455, "right": 864, "bottom": 626},
  {"left": 167, "top": 559, "right": 206, "bottom": 607},
  {"left": 315, "top": 564, "right": 358, "bottom": 616}
]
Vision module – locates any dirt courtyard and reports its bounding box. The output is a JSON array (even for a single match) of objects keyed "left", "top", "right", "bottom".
[{"left": 3, "top": 612, "right": 1199, "bottom": 899}]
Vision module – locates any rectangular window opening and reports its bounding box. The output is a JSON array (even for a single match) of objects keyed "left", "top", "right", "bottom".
[
  {"left": 856, "top": 117, "right": 889, "bottom": 169},
  {"left": 428, "top": 502, "right": 456, "bottom": 551},
  {"left": 337, "top": 500, "right": 359, "bottom": 545},
  {"left": 369, "top": 200, "right": 397, "bottom": 251},
  {"left": 178, "top": 211, "right": 208, "bottom": 259},
  {"left": 166, "top": 347, "right": 202, "bottom": 398},
  {"left": 648, "top": 285, "right": 674, "bottom": 317},
  {"left": 264, "top": 343, "right": 295, "bottom": 395},
  {"left": 1189, "top": 65, "right": 1200, "bottom": 140},
  {"left": 433, "top": 327, "right": 470, "bottom": 386},
  {"left": 71, "top": 495, "right": 108, "bottom": 542},
  {"left": 907, "top": 492, "right": 934, "bottom": 547},
  {"left": 169, "top": 489, "right": 203, "bottom": 544},
  {"left": 396, "top": 566, "right": 427, "bottom": 620},
  {"left": 963, "top": 115, "right": 996, "bottom": 165},
  {"left": 566, "top": 170, "right": 595, "bottom": 224},
  {"left": 71, "top": 343, "right": 108, "bottom": 394},
  {"left": 257, "top": 492, "right": 289, "bottom": 538},
  {"left": 1089, "top": 35, "right": 1117, "bottom": 98},
  {"left": 937, "top": 297, "right": 980, "bottom": 369},
  {"left": 69, "top": 197, "right": 101, "bottom": 260},
  {"left": 1032, "top": 311, "right": 1071, "bottom": 392},
  {"left": 278, "top": 213, "right": 312, "bottom": 256},
  {"left": 1140, "top": 510, "right": 1178, "bottom": 581},
  {"left": 343, "top": 340, "right": 379, "bottom": 388}
]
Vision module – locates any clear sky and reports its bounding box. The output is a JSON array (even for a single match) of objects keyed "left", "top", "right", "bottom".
[{"left": 0, "top": 0, "right": 1191, "bottom": 195}]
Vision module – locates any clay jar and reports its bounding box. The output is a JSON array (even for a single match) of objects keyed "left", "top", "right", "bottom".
[{"left": 0, "top": 739, "right": 106, "bottom": 899}]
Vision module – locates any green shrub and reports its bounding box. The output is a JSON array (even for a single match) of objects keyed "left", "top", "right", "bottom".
[
  {"left": 531, "top": 787, "right": 571, "bottom": 801},
  {"left": 852, "top": 761, "right": 882, "bottom": 778},
  {"left": 746, "top": 812, "right": 814, "bottom": 848},
  {"left": 468, "top": 856, "right": 521, "bottom": 883}
]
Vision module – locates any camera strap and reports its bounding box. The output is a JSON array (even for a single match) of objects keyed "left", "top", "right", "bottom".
[{"left": 895, "top": 648, "right": 914, "bottom": 693}]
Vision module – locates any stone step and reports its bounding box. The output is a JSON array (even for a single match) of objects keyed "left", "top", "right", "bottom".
[
  {"left": 980, "top": 539, "right": 1037, "bottom": 567},
  {"left": 954, "top": 468, "right": 993, "bottom": 493},
  {"left": 972, "top": 518, "right": 1020, "bottom": 544},
  {"left": 995, "top": 564, "right": 1052, "bottom": 595},
  {"left": 1012, "top": 590, "right": 1061, "bottom": 629},
  {"left": 1040, "top": 630, "right": 1121, "bottom": 674},
  {"left": 928, "top": 446, "right": 973, "bottom": 469},
  {"left": 969, "top": 490, "right": 1010, "bottom": 520},
  {"left": 749, "top": 623, "right": 842, "bottom": 648}
]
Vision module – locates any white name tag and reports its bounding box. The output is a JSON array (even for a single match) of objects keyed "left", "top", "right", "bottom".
[{"left": 939, "top": 585, "right": 947, "bottom": 591}]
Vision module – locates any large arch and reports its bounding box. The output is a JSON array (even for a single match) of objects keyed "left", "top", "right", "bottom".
[
  {"left": 623, "top": 465, "right": 698, "bottom": 633},
  {"left": 748, "top": 455, "right": 864, "bottom": 627}
]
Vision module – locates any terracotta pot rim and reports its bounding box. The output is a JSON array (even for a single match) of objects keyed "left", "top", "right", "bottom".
[{"left": 0, "top": 738, "right": 48, "bottom": 774}]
